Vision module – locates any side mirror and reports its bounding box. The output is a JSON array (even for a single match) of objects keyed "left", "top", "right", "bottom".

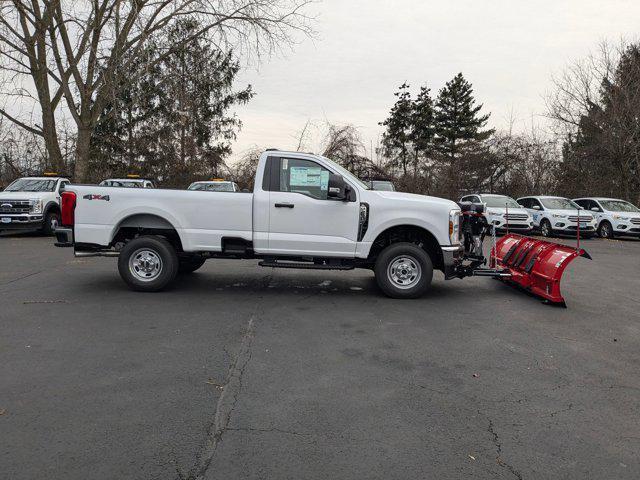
[
  {"left": 590, "top": 207, "right": 599, "bottom": 212},
  {"left": 328, "top": 173, "right": 349, "bottom": 201},
  {"left": 242, "top": 188, "right": 250, "bottom": 193},
  {"left": 532, "top": 205, "right": 541, "bottom": 210}
]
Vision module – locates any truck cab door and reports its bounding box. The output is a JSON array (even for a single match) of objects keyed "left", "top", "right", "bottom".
[{"left": 259, "top": 156, "right": 359, "bottom": 257}]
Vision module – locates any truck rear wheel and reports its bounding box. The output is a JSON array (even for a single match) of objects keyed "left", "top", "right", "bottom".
[
  {"left": 374, "top": 242, "right": 433, "bottom": 299},
  {"left": 118, "top": 236, "right": 179, "bottom": 292}
]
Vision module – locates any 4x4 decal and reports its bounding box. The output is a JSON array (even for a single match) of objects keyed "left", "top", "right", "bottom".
[{"left": 83, "top": 194, "right": 110, "bottom": 201}]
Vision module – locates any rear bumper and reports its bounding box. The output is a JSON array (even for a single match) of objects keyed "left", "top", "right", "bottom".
[
  {"left": 54, "top": 227, "right": 74, "bottom": 247},
  {"left": 0, "top": 215, "right": 43, "bottom": 230}
]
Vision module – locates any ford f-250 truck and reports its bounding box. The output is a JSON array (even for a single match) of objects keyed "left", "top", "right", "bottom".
[
  {"left": 54, "top": 150, "right": 463, "bottom": 298},
  {"left": 1, "top": 175, "right": 70, "bottom": 235}
]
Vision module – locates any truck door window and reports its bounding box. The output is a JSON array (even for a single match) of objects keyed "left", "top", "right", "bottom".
[{"left": 279, "top": 158, "right": 331, "bottom": 200}]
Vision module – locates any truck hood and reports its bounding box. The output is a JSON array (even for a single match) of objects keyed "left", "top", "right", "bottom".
[
  {"left": 485, "top": 207, "right": 530, "bottom": 216},
  {"left": 369, "top": 190, "right": 460, "bottom": 209},
  {"left": 607, "top": 210, "right": 640, "bottom": 218},
  {"left": 0, "top": 191, "right": 49, "bottom": 200},
  {"left": 546, "top": 209, "right": 595, "bottom": 219}
]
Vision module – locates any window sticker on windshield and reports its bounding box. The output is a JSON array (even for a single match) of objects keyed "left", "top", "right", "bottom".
[
  {"left": 282, "top": 158, "right": 288, "bottom": 170},
  {"left": 320, "top": 171, "right": 329, "bottom": 190},
  {"left": 290, "top": 166, "right": 323, "bottom": 187}
]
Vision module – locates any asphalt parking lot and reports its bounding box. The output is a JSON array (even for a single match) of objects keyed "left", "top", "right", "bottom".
[{"left": 1, "top": 232, "right": 639, "bottom": 480}]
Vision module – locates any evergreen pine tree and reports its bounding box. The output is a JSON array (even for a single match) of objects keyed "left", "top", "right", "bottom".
[
  {"left": 91, "top": 19, "right": 253, "bottom": 186},
  {"left": 379, "top": 83, "right": 413, "bottom": 175},
  {"left": 410, "top": 84, "right": 436, "bottom": 175},
  {"left": 434, "top": 73, "right": 493, "bottom": 160}
]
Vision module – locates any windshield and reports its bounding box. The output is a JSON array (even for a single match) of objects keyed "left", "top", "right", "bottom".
[
  {"left": 320, "top": 156, "right": 370, "bottom": 190},
  {"left": 541, "top": 198, "right": 580, "bottom": 210},
  {"left": 5, "top": 178, "right": 56, "bottom": 192},
  {"left": 101, "top": 180, "right": 143, "bottom": 188},
  {"left": 188, "top": 182, "right": 234, "bottom": 192},
  {"left": 483, "top": 196, "right": 520, "bottom": 208},
  {"left": 371, "top": 181, "right": 395, "bottom": 191},
  {"left": 600, "top": 200, "right": 640, "bottom": 212}
]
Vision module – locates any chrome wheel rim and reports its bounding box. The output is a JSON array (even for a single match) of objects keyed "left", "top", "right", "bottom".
[
  {"left": 129, "top": 248, "right": 163, "bottom": 282},
  {"left": 387, "top": 255, "right": 422, "bottom": 289},
  {"left": 602, "top": 224, "right": 610, "bottom": 237},
  {"left": 50, "top": 216, "right": 58, "bottom": 230}
]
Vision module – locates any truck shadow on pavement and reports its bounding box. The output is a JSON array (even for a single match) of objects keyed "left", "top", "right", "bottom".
[{"left": 78, "top": 267, "right": 549, "bottom": 307}]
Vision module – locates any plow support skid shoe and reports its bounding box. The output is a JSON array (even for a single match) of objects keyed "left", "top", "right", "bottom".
[{"left": 490, "top": 234, "right": 591, "bottom": 306}]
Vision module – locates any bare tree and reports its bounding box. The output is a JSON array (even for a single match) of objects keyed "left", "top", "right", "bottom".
[
  {"left": 547, "top": 40, "right": 640, "bottom": 202},
  {"left": 0, "top": 0, "right": 313, "bottom": 180}
]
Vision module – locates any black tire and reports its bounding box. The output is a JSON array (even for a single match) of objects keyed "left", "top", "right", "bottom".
[
  {"left": 117, "top": 236, "right": 179, "bottom": 292},
  {"left": 598, "top": 221, "right": 614, "bottom": 239},
  {"left": 540, "top": 219, "right": 554, "bottom": 238},
  {"left": 42, "top": 210, "right": 60, "bottom": 235},
  {"left": 178, "top": 257, "right": 206, "bottom": 273},
  {"left": 374, "top": 242, "right": 433, "bottom": 299}
]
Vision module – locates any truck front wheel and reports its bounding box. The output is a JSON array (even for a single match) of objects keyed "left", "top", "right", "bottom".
[
  {"left": 118, "top": 236, "right": 179, "bottom": 292},
  {"left": 374, "top": 242, "right": 433, "bottom": 299},
  {"left": 42, "top": 210, "right": 60, "bottom": 235}
]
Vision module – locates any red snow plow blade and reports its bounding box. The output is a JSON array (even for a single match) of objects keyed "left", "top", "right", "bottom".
[{"left": 490, "top": 234, "right": 591, "bottom": 306}]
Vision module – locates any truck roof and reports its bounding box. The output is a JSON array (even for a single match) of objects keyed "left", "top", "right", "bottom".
[
  {"left": 19, "top": 176, "right": 67, "bottom": 180},
  {"left": 575, "top": 196, "right": 628, "bottom": 202},
  {"left": 103, "top": 178, "right": 149, "bottom": 182}
]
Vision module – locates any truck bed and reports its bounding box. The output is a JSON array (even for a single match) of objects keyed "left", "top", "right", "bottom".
[{"left": 68, "top": 185, "right": 254, "bottom": 252}]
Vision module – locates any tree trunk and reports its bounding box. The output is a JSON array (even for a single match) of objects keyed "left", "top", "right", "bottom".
[
  {"left": 74, "top": 126, "right": 92, "bottom": 182},
  {"left": 41, "top": 107, "right": 64, "bottom": 173}
]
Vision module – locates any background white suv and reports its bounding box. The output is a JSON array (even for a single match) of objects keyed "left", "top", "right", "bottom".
[
  {"left": 517, "top": 196, "right": 596, "bottom": 238},
  {"left": 459, "top": 193, "right": 533, "bottom": 233},
  {"left": 573, "top": 197, "right": 640, "bottom": 238}
]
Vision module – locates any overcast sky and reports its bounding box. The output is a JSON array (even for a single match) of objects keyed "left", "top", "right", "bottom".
[{"left": 230, "top": 0, "right": 640, "bottom": 160}]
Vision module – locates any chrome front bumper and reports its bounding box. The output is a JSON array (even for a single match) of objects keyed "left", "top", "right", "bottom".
[{"left": 0, "top": 214, "right": 43, "bottom": 229}]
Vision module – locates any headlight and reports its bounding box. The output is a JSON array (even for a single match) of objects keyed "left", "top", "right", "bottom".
[
  {"left": 613, "top": 214, "right": 629, "bottom": 220},
  {"left": 449, "top": 209, "right": 460, "bottom": 245},
  {"left": 30, "top": 199, "right": 43, "bottom": 214}
]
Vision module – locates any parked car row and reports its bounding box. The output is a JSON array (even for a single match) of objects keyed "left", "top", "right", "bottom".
[
  {"left": 2, "top": 170, "right": 639, "bottom": 241},
  {"left": 460, "top": 193, "right": 640, "bottom": 239}
]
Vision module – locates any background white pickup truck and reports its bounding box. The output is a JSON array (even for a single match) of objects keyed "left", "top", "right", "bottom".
[
  {"left": 55, "top": 150, "right": 463, "bottom": 298},
  {"left": 0, "top": 176, "right": 70, "bottom": 234}
]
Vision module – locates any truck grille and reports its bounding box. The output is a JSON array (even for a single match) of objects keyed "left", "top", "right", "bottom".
[
  {"left": 0, "top": 200, "right": 31, "bottom": 214},
  {"left": 504, "top": 213, "right": 528, "bottom": 221},
  {"left": 568, "top": 215, "right": 593, "bottom": 222},
  {"left": 631, "top": 218, "right": 640, "bottom": 225}
]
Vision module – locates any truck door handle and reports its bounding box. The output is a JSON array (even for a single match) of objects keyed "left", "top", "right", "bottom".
[{"left": 274, "top": 203, "right": 295, "bottom": 208}]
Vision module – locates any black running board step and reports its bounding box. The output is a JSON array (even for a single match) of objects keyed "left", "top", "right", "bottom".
[{"left": 259, "top": 260, "right": 354, "bottom": 270}]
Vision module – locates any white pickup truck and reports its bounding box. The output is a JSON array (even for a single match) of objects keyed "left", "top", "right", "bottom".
[
  {"left": 55, "top": 150, "right": 464, "bottom": 298},
  {"left": 0, "top": 175, "right": 70, "bottom": 234}
]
